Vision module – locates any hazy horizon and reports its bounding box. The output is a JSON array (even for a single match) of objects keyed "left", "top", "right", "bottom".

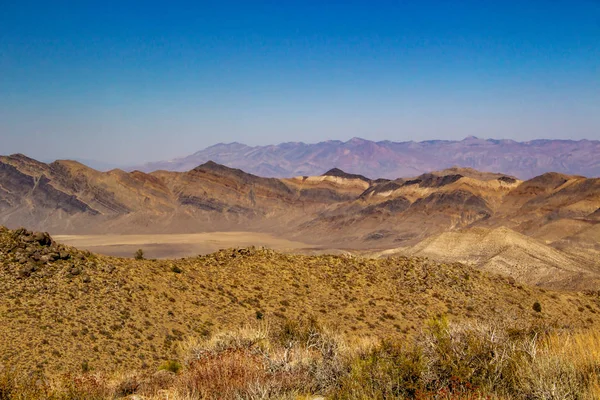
[
  {"left": 2, "top": 1, "right": 599, "bottom": 165},
  {"left": 13, "top": 134, "right": 598, "bottom": 171}
]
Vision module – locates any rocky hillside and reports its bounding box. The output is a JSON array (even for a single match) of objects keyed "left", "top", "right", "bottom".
[
  {"left": 1, "top": 226, "right": 599, "bottom": 378},
  {"left": 135, "top": 137, "right": 600, "bottom": 179},
  {"left": 1, "top": 153, "right": 600, "bottom": 290},
  {"left": 3, "top": 154, "right": 598, "bottom": 244}
]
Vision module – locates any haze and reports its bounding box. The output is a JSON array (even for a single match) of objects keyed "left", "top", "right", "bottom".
[{"left": 1, "top": 0, "right": 598, "bottom": 165}]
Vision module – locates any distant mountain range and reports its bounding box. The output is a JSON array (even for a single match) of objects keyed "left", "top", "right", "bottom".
[{"left": 134, "top": 136, "right": 600, "bottom": 179}]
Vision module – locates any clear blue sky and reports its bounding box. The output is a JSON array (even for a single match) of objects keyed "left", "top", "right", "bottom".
[{"left": 1, "top": 0, "right": 599, "bottom": 164}]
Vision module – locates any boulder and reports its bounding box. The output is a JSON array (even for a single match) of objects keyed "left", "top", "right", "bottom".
[
  {"left": 33, "top": 232, "right": 53, "bottom": 247},
  {"left": 18, "top": 264, "right": 36, "bottom": 278},
  {"left": 69, "top": 265, "right": 82, "bottom": 276}
]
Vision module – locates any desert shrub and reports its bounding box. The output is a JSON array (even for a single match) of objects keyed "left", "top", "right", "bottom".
[
  {"left": 273, "top": 316, "right": 321, "bottom": 346},
  {"left": 81, "top": 360, "right": 90, "bottom": 373},
  {"left": 178, "top": 324, "right": 304, "bottom": 399},
  {"left": 176, "top": 318, "right": 349, "bottom": 399},
  {"left": 171, "top": 265, "right": 182, "bottom": 274},
  {"left": 418, "top": 317, "right": 514, "bottom": 393},
  {"left": 158, "top": 360, "right": 182, "bottom": 374},
  {"left": 4, "top": 318, "right": 600, "bottom": 399},
  {"left": 115, "top": 375, "right": 140, "bottom": 396},
  {"left": 335, "top": 340, "right": 424, "bottom": 399},
  {"left": 533, "top": 301, "right": 542, "bottom": 313},
  {"left": 332, "top": 317, "right": 593, "bottom": 399},
  {"left": 134, "top": 249, "right": 144, "bottom": 260},
  {"left": 0, "top": 368, "right": 57, "bottom": 400},
  {"left": 49, "top": 373, "right": 112, "bottom": 400}
]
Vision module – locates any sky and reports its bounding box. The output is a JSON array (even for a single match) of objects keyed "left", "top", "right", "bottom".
[{"left": 1, "top": 0, "right": 599, "bottom": 165}]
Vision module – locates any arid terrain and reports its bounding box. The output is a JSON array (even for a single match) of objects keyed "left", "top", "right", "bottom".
[
  {"left": 3, "top": 226, "right": 600, "bottom": 399},
  {"left": 4, "top": 1, "right": 597, "bottom": 397},
  {"left": 1, "top": 153, "right": 599, "bottom": 291},
  {"left": 54, "top": 232, "right": 320, "bottom": 259},
  {"left": 1, "top": 154, "right": 600, "bottom": 399}
]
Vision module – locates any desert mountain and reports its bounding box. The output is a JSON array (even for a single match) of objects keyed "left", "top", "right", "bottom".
[
  {"left": 135, "top": 137, "right": 600, "bottom": 179},
  {"left": 1, "top": 153, "right": 599, "bottom": 290}
]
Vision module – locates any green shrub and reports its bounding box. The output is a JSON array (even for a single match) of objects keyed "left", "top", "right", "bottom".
[
  {"left": 171, "top": 265, "right": 182, "bottom": 274},
  {"left": 336, "top": 340, "right": 424, "bottom": 398},
  {"left": 81, "top": 360, "right": 91, "bottom": 373},
  {"left": 159, "top": 360, "right": 182, "bottom": 374},
  {"left": 134, "top": 249, "right": 144, "bottom": 260}
]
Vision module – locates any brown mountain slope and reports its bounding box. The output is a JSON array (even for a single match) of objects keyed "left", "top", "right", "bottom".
[
  {"left": 5, "top": 154, "right": 599, "bottom": 246},
  {"left": 1, "top": 154, "right": 600, "bottom": 290},
  {"left": 2, "top": 226, "right": 599, "bottom": 378},
  {"left": 294, "top": 170, "right": 523, "bottom": 247},
  {"left": 0, "top": 156, "right": 361, "bottom": 234}
]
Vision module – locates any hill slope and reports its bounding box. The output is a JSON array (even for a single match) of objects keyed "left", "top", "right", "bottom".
[
  {"left": 387, "top": 227, "right": 600, "bottom": 290},
  {"left": 1, "top": 226, "right": 599, "bottom": 378}
]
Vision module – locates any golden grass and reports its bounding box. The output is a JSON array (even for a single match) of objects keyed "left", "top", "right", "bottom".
[{"left": 2, "top": 318, "right": 600, "bottom": 399}]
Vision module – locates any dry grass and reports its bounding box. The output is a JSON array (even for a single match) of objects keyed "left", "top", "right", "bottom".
[{"left": 2, "top": 318, "right": 600, "bottom": 399}]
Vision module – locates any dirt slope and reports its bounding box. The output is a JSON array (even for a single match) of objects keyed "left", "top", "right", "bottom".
[{"left": 386, "top": 227, "right": 600, "bottom": 290}]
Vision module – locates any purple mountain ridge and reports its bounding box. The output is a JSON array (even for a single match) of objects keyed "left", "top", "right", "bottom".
[{"left": 134, "top": 137, "right": 600, "bottom": 179}]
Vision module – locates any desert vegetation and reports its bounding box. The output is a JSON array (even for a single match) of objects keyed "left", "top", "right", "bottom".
[
  {"left": 134, "top": 248, "right": 145, "bottom": 260},
  {"left": 2, "top": 317, "right": 600, "bottom": 399},
  {"left": 2, "top": 226, "right": 600, "bottom": 399}
]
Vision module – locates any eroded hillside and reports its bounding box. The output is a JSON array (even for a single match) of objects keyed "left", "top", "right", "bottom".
[{"left": 1, "top": 154, "right": 599, "bottom": 291}]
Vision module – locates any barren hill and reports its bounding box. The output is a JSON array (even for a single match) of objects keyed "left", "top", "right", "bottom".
[{"left": 384, "top": 227, "right": 600, "bottom": 290}]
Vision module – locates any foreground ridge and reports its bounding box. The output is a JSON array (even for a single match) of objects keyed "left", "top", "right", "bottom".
[{"left": 1, "top": 226, "right": 599, "bottom": 381}]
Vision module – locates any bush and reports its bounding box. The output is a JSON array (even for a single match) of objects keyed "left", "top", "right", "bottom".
[
  {"left": 171, "top": 265, "right": 182, "bottom": 274},
  {"left": 159, "top": 360, "right": 183, "bottom": 374},
  {"left": 134, "top": 249, "right": 144, "bottom": 260},
  {"left": 337, "top": 340, "right": 424, "bottom": 398},
  {"left": 533, "top": 301, "right": 542, "bottom": 313}
]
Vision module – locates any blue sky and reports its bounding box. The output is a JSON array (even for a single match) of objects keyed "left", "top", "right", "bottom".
[{"left": 1, "top": 0, "right": 599, "bottom": 164}]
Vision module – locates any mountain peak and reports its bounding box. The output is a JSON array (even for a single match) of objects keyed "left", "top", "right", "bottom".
[
  {"left": 347, "top": 137, "right": 370, "bottom": 144},
  {"left": 4, "top": 153, "right": 43, "bottom": 164},
  {"left": 322, "top": 168, "right": 371, "bottom": 182},
  {"left": 193, "top": 160, "right": 264, "bottom": 181},
  {"left": 194, "top": 160, "right": 232, "bottom": 172}
]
